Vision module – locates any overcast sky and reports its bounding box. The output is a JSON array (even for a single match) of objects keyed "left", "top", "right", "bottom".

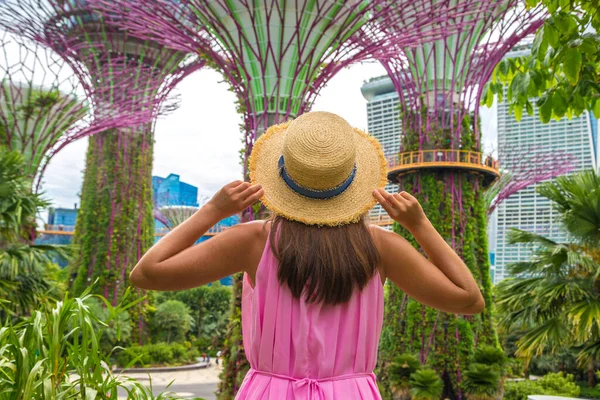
[{"left": 34, "top": 61, "right": 497, "bottom": 213}]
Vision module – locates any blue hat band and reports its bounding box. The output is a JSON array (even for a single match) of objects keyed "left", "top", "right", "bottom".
[{"left": 278, "top": 155, "right": 356, "bottom": 200}]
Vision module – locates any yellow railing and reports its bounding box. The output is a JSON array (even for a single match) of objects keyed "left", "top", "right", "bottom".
[
  {"left": 388, "top": 150, "right": 499, "bottom": 172},
  {"left": 370, "top": 214, "right": 394, "bottom": 226},
  {"left": 154, "top": 224, "right": 226, "bottom": 237},
  {"left": 44, "top": 224, "right": 75, "bottom": 232}
]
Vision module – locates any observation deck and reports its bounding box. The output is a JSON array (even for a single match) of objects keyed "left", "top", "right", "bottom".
[{"left": 387, "top": 150, "right": 500, "bottom": 187}]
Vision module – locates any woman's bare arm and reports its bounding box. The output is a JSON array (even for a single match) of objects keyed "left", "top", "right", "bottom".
[
  {"left": 129, "top": 181, "right": 264, "bottom": 290},
  {"left": 372, "top": 189, "right": 485, "bottom": 315}
]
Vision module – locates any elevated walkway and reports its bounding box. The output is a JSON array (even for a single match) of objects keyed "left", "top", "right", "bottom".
[{"left": 387, "top": 149, "right": 500, "bottom": 187}]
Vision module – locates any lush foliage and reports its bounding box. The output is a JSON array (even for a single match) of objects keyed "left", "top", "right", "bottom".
[
  {"left": 387, "top": 354, "right": 422, "bottom": 387},
  {"left": 409, "top": 369, "right": 444, "bottom": 400},
  {"left": 472, "top": 345, "right": 508, "bottom": 376},
  {"left": 0, "top": 286, "right": 185, "bottom": 399},
  {"left": 387, "top": 353, "right": 422, "bottom": 399},
  {"left": 115, "top": 341, "right": 200, "bottom": 368},
  {"left": 461, "top": 363, "right": 501, "bottom": 400},
  {"left": 578, "top": 376, "right": 600, "bottom": 399},
  {"left": 217, "top": 272, "right": 248, "bottom": 400},
  {"left": 153, "top": 300, "right": 193, "bottom": 344},
  {"left": 155, "top": 282, "right": 232, "bottom": 351},
  {"left": 87, "top": 297, "right": 132, "bottom": 352},
  {"left": 378, "top": 120, "right": 497, "bottom": 398},
  {"left": 70, "top": 130, "right": 155, "bottom": 344},
  {"left": 0, "top": 149, "right": 70, "bottom": 318},
  {"left": 483, "top": 0, "right": 600, "bottom": 122},
  {"left": 462, "top": 346, "right": 507, "bottom": 400},
  {"left": 504, "top": 372, "right": 581, "bottom": 400},
  {"left": 495, "top": 170, "right": 600, "bottom": 385}
]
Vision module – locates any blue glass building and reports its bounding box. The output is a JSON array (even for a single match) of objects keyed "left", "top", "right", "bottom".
[
  {"left": 152, "top": 173, "right": 199, "bottom": 207},
  {"left": 48, "top": 205, "right": 79, "bottom": 226}
]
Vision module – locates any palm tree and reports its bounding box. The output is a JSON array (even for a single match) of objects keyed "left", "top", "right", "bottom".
[
  {"left": 409, "top": 369, "right": 444, "bottom": 400},
  {"left": 461, "top": 363, "right": 501, "bottom": 400},
  {"left": 495, "top": 169, "right": 600, "bottom": 387},
  {"left": 0, "top": 148, "right": 70, "bottom": 318},
  {"left": 387, "top": 353, "right": 422, "bottom": 400}
]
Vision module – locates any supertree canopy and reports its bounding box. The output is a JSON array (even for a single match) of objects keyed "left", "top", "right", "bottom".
[
  {"left": 485, "top": 145, "right": 576, "bottom": 216},
  {"left": 382, "top": 3, "right": 544, "bottom": 149},
  {"left": 0, "top": 31, "right": 155, "bottom": 193},
  {"left": 88, "top": 0, "right": 490, "bottom": 174},
  {"left": 376, "top": 3, "right": 546, "bottom": 398},
  {"left": 0, "top": 0, "right": 205, "bottom": 342}
]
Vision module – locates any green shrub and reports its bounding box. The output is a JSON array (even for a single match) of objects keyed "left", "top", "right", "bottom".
[
  {"left": 462, "top": 363, "right": 501, "bottom": 400},
  {"left": 115, "top": 342, "right": 200, "bottom": 368},
  {"left": 504, "top": 372, "right": 581, "bottom": 400},
  {"left": 387, "top": 353, "right": 421, "bottom": 399},
  {"left": 147, "top": 342, "right": 174, "bottom": 364},
  {"left": 116, "top": 344, "right": 151, "bottom": 368},
  {"left": 506, "top": 357, "right": 525, "bottom": 378},
  {"left": 153, "top": 300, "right": 193, "bottom": 343},
  {"left": 504, "top": 379, "right": 541, "bottom": 400},
  {"left": 155, "top": 283, "right": 232, "bottom": 347},
  {"left": 538, "top": 372, "right": 580, "bottom": 396},
  {"left": 409, "top": 369, "right": 444, "bottom": 400},
  {"left": 578, "top": 383, "right": 600, "bottom": 399},
  {"left": 472, "top": 345, "right": 507, "bottom": 375},
  {"left": 171, "top": 342, "right": 187, "bottom": 360}
]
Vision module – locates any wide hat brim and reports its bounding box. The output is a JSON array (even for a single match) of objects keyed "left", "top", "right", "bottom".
[{"left": 249, "top": 120, "right": 388, "bottom": 226}]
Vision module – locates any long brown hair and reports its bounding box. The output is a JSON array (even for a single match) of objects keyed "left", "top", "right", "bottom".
[{"left": 269, "top": 215, "right": 380, "bottom": 306}]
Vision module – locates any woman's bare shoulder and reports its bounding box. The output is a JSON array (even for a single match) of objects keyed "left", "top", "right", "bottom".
[
  {"left": 368, "top": 223, "right": 405, "bottom": 245},
  {"left": 368, "top": 224, "right": 410, "bottom": 285},
  {"left": 225, "top": 219, "right": 271, "bottom": 253}
]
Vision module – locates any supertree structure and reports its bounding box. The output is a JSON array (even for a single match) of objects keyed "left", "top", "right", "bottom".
[
  {"left": 87, "top": 0, "right": 495, "bottom": 175},
  {"left": 485, "top": 145, "right": 575, "bottom": 216},
  {"left": 83, "top": 1, "right": 504, "bottom": 394},
  {"left": 375, "top": 3, "right": 546, "bottom": 398},
  {"left": 0, "top": 31, "right": 154, "bottom": 194},
  {"left": 0, "top": 0, "right": 205, "bottom": 343}
]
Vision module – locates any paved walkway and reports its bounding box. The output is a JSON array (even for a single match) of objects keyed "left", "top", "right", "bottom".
[{"left": 118, "top": 363, "right": 223, "bottom": 399}]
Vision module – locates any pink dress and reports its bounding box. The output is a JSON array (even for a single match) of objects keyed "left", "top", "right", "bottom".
[{"left": 236, "top": 235, "right": 385, "bottom": 399}]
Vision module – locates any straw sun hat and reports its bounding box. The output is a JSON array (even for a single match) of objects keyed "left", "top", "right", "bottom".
[{"left": 249, "top": 111, "right": 388, "bottom": 226}]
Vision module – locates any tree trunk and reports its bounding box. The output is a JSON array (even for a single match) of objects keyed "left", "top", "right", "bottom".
[
  {"left": 378, "top": 126, "right": 498, "bottom": 399},
  {"left": 70, "top": 127, "right": 154, "bottom": 343},
  {"left": 588, "top": 359, "right": 595, "bottom": 388},
  {"left": 380, "top": 171, "right": 497, "bottom": 399}
]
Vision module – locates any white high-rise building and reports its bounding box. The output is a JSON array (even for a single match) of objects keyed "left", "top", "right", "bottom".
[
  {"left": 493, "top": 45, "right": 599, "bottom": 284},
  {"left": 361, "top": 76, "right": 401, "bottom": 229}
]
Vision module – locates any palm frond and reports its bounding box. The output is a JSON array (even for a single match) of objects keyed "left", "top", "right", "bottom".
[
  {"left": 568, "top": 300, "right": 600, "bottom": 343},
  {"left": 507, "top": 228, "right": 559, "bottom": 247},
  {"left": 577, "top": 339, "right": 600, "bottom": 366},
  {"left": 515, "top": 317, "right": 569, "bottom": 358}
]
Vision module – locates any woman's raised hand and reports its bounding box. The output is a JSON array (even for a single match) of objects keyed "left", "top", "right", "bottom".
[
  {"left": 373, "top": 189, "right": 428, "bottom": 232},
  {"left": 207, "top": 180, "right": 264, "bottom": 219}
]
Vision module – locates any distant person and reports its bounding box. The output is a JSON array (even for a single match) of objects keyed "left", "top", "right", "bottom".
[
  {"left": 201, "top": 352, "right": 206, "bottom": 363},
  {"left": 129, "top": 112, "right": 485, "bottom": 399},
  {"left": 216, "top": 350, "right": 222, "bottom": 366}
]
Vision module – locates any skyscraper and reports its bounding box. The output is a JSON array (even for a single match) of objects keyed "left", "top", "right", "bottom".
[
  {"left": 152, "top": 173, "right": 199, "bottom": 207},
  {"left": 361, "top": 76, "right": 401, "bottom": 229},
  {"left": 493, "top": 45, "right": 599, "bottom": 284}
]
